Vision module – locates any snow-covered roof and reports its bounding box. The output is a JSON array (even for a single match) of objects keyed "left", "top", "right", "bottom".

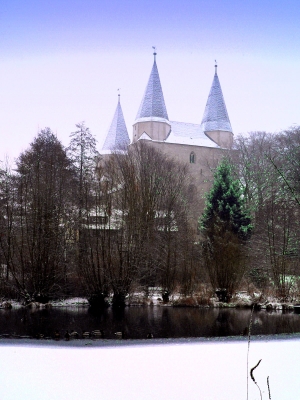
[
  {"left": 135, "top": 56, "right": 169, "bottom": 121},
  {"left": 201, "top": 69, "right": 232, "bottom": 133},
  {"left": 102, "top": 97, "right": 130, "bottom": 152},
  {"left": 138, "top": 132, "right": 152, "bottom": 141},
  {"left": 165, "top": 121, "right": 219, "bottom": 148}
]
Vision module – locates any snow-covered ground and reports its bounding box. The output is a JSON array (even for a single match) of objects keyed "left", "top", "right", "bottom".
[
  {"left": 0, "top": 337, "right": 299, "bottom": 400},
  {"left": 51, "top": 297, "right": 89, "bottom": 307}
]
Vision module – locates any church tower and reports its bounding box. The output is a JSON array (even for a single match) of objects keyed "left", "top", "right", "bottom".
[
  {"left": 201, "top": 64, "right": 233, "bottom": 149},
  {"left": 102, "top": 94, "right": 130, "bottom": 152},
  {"left": 132, "top": 51, "right": 171, "bottom": 143}
]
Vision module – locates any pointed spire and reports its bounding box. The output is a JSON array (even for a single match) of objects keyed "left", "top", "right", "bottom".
[
  {"left": 153, "top": 46, "right": 157, "bottom": 62},
  {"left": 201, "top": 65, "right": 232, "bottom": 133},
  {"left": 102, "top": 95, "right": 130, "bottom": 151},
  {"left": 135, "top": 51, "right": 169, "bottom": 120}
]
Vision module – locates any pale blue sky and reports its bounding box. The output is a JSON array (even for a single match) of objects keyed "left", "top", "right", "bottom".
[{"left": 1, "top": 0, "right": 300, "bottom": 161}]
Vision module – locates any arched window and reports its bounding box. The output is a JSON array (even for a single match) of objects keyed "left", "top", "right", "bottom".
[{"left": 190, "top": 152, "right": 195, "bottom": 164}]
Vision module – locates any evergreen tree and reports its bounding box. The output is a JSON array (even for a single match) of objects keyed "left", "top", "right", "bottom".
[
  {"left": 6, "top": 128, "right": 74, "bottom": 303},
  {"left": 200, "top": 158, "right": 252, "bottom": 301},
  {"left": 201, "top": 158, "right": 252, "bottom": 239}
]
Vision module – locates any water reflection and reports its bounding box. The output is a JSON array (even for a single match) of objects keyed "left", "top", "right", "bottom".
[{"left": 0, "top": 306, "right": 299, "bottom": 339}]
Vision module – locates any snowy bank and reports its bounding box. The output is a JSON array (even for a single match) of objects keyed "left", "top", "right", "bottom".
[
  {"left": 0, "top": 337, "right": 299, "bottom": 400},
  {"left": 0, "top": 291, "right": 298, "bottom": 311}
]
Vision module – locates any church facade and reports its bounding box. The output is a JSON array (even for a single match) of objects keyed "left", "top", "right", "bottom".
[{"left": 101, "top": 52, "right": 233, "bottom": 230}]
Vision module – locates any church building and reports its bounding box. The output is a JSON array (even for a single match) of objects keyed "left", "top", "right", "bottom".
[{"left": 101, "top": 51, "right": 233, "bottom": 229}]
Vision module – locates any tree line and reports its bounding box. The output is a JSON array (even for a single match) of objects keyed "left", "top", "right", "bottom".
[
  {"left": 0, "top": 124, "right": 299, "bottom": 307},
  {"left": 233, "top": 128, "right": 300, "bottom": 299},
  {"left": 0, "top": 124, "right": 200, "bottom": 307},
  {"left": 204, "top": 127, "right": 300, "bottom": 302}
]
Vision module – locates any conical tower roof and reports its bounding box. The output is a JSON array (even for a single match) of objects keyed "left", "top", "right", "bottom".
[
  {"left": 135, "top": 53, "right": 169, "bottom": 121},
  {"left": 201, "top": 65, "right": 232, "bottom": 133},
  {"left": 102, "top": 96, "right": 130, "bottom": 151}
]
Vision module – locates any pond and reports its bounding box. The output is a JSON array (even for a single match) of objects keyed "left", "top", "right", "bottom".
[{"left": 1, "top": 306, "right": 300, "bottom": 339}]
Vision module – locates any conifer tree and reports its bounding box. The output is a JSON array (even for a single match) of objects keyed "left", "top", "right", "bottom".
[
  {"left": 200, "top": 158, "right": 252, "bottom": 301},
  {"left": 6, "top": 128, "right": 74, "bottom": 303}
]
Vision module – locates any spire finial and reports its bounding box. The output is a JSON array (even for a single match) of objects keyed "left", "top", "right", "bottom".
[
  {"left": 214, "top": 60, "right": 218, "bottom": 74},
  {"left": 117, "top": 88, "right": 120, "bottom": 102},
  {"left": 152, "top": 46, "right": 157, "bottom": 62}
]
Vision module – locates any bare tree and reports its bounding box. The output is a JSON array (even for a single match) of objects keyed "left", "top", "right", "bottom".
[
  {"left": 234, "top": 131, "right": 300, "bottom": 297},
  {"left": 74, "top": 164, "right": 114, "bottom": 309},
  {"left": 67, "top": 122, "right": 103, "bottom": 301},
  {"left": 0, "top": 159, "right": 18, "bottom": 297},
  {"left": 98, "top": 142, "right": 194, "bottom": 307}
]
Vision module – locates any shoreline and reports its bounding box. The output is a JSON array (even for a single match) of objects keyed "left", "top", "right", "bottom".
[
  {"left": 0, "top": 293, "right": 298, "bottom": 311},
  {"left": 0, "top": 332, "right": 300, "bottom": 348}
]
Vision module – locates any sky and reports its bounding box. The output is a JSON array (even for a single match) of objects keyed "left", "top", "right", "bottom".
[{"left": 1, "top": 0, "right": 300, "bottom": 162}]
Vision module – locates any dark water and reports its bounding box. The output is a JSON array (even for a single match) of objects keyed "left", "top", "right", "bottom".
[{"left": 1, "top": 306, "right": 300, "bottom": 340}]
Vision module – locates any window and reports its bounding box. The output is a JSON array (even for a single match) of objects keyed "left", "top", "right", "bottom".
[
  {"left": 89, "top": 216, "right": 108, "bottom": 225},
  {"left": 190, "top": 152, "right": 195, "bottom": 164}
]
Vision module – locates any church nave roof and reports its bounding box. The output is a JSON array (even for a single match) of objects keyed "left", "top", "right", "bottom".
[{"left": 165, "top": 121, "right": 219, "bottom": 148}]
